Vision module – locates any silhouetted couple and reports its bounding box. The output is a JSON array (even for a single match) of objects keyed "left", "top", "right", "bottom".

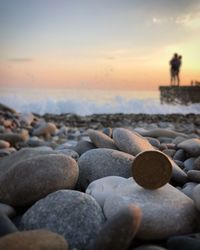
[{"left": 170, "top": 53, "right": 182, "bottom": 86}]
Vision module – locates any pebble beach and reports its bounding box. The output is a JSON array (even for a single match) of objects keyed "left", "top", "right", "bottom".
[{"left": 0, "top": 102, "right": 200, "bottom": 250}]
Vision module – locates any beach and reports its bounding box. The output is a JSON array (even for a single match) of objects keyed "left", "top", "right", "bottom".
[{"left": 0, "top": 102, "right": 200, "bottom": 249}]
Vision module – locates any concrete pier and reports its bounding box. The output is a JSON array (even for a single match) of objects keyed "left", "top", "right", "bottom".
[{"left": 159, "top": 86, "right": 200, "bottom": 104}]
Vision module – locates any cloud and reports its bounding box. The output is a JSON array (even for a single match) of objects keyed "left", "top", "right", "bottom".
[{"left": 9, "top": 58, "right": 34, "bottom": 63}]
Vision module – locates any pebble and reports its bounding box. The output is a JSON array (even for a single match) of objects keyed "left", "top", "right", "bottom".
[
  {"left": 184, "top": 158, "right": 196, "bottom": 172},
  {"left": 77, "top": 148, "right": 135, "bottom": 190},
  {"left": 20, "top": 190, "right": 105, "bottom": 250},
  {"left": 73, "top": 140, "right": 96, "bottom": 156},
  {"left": 194, "top": 156, "right": 200, "bottom": 170},
  {"left": 88, "top": 204, "right": 141, "bottom": 250},
  {"left": 181, "top": 182, "right": 198, "bottom": 199},
  {"left": 0, "top": 154, "right": 79, "bottom": 207},
  {"left": 173, "top": 148, "right": 186, "bottom": 161},
  {"left": 187, "top": 170, "right": 200, "bottom": 183},
  {"left": 32, "top": 122, "right": 57, "bottom": 138},
  {"left": 178, "top": 138, "right": 200, "bottom": 157},
  {"left": 0, "top": 212, "right": 18, "bottom": 237},
  {"left": 0, "top": 203, "right": 16, "bottom": 218},
  {"left": 0, "top": 140, "right": 10, "bottom": 149},
  {"left": 0, "top": 229, "right": 69, "bottom": 250}
]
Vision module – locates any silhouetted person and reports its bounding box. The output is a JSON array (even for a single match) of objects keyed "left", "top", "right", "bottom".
[{"left": 169, "top": 53, "right": 182, "bottom": 86}]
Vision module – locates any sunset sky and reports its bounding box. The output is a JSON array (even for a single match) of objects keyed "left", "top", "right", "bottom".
[{"left": 1, "top": 0, "right": 200, "bottom": 90}]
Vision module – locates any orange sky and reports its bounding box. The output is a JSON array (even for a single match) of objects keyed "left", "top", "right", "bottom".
[{"left": 1, "top": 0, "right": 200, "bottom": 90}]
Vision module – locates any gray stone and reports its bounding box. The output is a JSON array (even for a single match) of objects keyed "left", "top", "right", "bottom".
[
  {"left": 162, "top": 149, "right": 176, "bottom": 158},
  {"left": 158, "top": 137, "right": 173, "bottom": 144},
  {"left": 0, "top": 154, "right": 79, "bottom": 207},
  {"left": 0, "top": 229, "right": 69, "bottom": 250},
  {"left": 146, "top": 137, "right": 160, "bottom": 149},
  {"left": 170, "top": 159, "right": 188, "bottom": 186},
  {"left": 178, "top": 139, "right": 200, "bottom": 157},
  {"left": 193, "top": 184, "right": 200, "bottom": 211},
  {"left": 102, "top": 127, "right": 112, "bottom": 137},
  {"left": 0, "top": 203, "right": 16, "bottom": 218},
  {"left": 136, "top": 128, "right": 187, "bottom": 138},
  {"left": 88, "top": 204, "right": 141, "bottom": 250},
  {"left": 181, "top": 182, "right": 198, "bottom": 199},
  {"left": 87, "top": 129, "right": 117, "bottom": 149},
  {"left": 188, "top": 170, "right": 200, "bottom": 183},
  {"left": 102, "top": 179, "right": 197, "bottom": 240},
  {"left": 33, "top": 122, "right": 57, "bottom": 137},
  {"left": 0, "top": 212, "right": 18, "bottom": 237},
  {"left": 173, "top": 149, "right": 186, "bottom": 161},
  {"left": 0, "top": 140, "right": 10, "bottom": 149},
  {"left": 184, "top": 158, "right": 196, "bottom": 172},
  {"left": 0, "top": 130, "right": 29, "bottom": 146},
  {"left": 194, "top": 156, "right": 200, "bottom": 170},
  {"left": 20, "top": 190, "right": 105, "bottom": 250},
  {"left": 167, "top": 235, "right": 200, "bottom": 250},
  {"left": 172, "top": 136, "right": 188, "bottom": 145},
  {"left": 77, "top": 148, "right": 135, "bottom": 190},
  {"left": 73, "top": 140, "right": 96, "bottom": 156},
  {"left": 55, "top": 148, "right": 79, "bottom": 160},
  {"left": 113, "top": 128, "right": 153, "bottom": 156}
]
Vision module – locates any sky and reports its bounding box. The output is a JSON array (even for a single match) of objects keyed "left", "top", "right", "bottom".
[{"left": 0, "top": 0, "right": 200, "bottom": 90}]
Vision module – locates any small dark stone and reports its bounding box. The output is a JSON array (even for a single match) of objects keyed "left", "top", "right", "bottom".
[{"left": 167, "top": 235, "right": 200, "bottom": 250}]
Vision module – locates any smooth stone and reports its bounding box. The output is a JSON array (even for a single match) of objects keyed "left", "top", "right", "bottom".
[
  {"left": 188, "top": 170, "right": 200, "bottom": 183},
  {"left": 0, "top": 148, "right": 14, "bottom": 157},
  {"left": 158, "top": 137, "right": 173, "bottom": 144},
  {"left": 0, "top": 154, "right": 79, "bottom": 207},
  {"left": 174, "top": 159, "right": 184, "bottom": 169},
  {"left": 132, "top": 150, "right": 172, "bottom": 189},
  {"left": 192, "top": 184, "right": 200, "bottom": 211},
  {"left": 184, "top": 158, "right": 196, "bottom": 172},
  {"left": 113, "top": 128, "right": 153, "bottom": 156},
  {"left": 173, "top": 136, "right": 188, "bottom": 145},
  {"left": 133, "top": 245, "right": 167, "bottom": 250},
  {"left": 0, "top": 130, "right": 29, "bottom": 146},
  {"left": 26, "top": 138, "right": 47, "bottom": 147},
  {"left": 194, "top": 156, "right": 200, "bottom": 170},
  {"left": 0, "top": 212, "right": 18, "bottom": 237},
  {"left": 0, "top": 203, "right": 16, "bottom": 218},
  {"left": 167, "top": 235, "right": 200, "bottom": 250},
  {"left": 102, "top": 127, "right": 112, "bottom": 137},
  {"left": 55, "top": 149, "right": 79, "bottom": 160},
  {"left": 0, "top": 140, "right": 10, "bottom": 149},
  {"left": 162, "top": 149, "right": 176, "bottom": 158},
  {"left": 178, "top": 139, "right": 200, "bottom": 157},
  {"left": 87, "top": 129, "right": 117, "bottom": 149},
  {"left": 73, "top": 140, "right": 96, "bottom": 156},
  {"left": 77, "top": 148, "right": 135, "bottom": 190},
  {"left": 0, "top": 229, "right": 69, "bottom": 250},
  {"left": 181, "top": 182, "right": 198, "bottom": 199},
  {"left": 88, "top": 204, "right": 141, "bottom": 250},
  {"left": 173, "top": 148, "right": 186, "bottom": 161},
  {"left": 170, "top": 159, "right": 188, "bottom": 186},
  {"left": 33, "top": 122, "right": 57, "bottom": 137},
  {"left": 86, "top": 176, "right": 128, "bottom": 207},
  {"left": 136, "top": 128, "right": 187, "bottom": 138},
  {"left": 146, "top": 137, "right": 160, "bottom": 149},
  {"left": 19, "top": 112, "right": 34, "bottom": 126},
  {"left": 103, "top": 181, "right": 197, "bottom": 240},
  {"left": 20, "top": 190, "right": 105, "bottom": 250}
]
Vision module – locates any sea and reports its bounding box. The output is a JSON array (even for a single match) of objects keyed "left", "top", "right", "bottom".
[{"left": 0, "top": 87, "right": 200, "bottom": 115}]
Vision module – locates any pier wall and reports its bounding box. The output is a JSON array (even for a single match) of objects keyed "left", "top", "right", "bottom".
[{"left": 159, "top": 86, "right": 200, "bottom": 104}]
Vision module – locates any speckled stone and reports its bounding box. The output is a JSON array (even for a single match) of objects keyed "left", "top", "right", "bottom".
[
  {"left": 20, "top": 190, "right": 105, "bottom": 250},
  {"left": 0, "top": 229, "right": 69, "bottom": 250}
]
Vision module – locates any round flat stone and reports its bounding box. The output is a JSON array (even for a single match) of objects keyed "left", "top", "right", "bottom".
[{"left": 132, "top": 150, "right": 172, "bottom": 189}]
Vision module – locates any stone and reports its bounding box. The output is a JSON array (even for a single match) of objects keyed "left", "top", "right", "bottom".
[
  {"left": 170, "top": 159, "right": 188, "bottom": 186},
  {"left": 102, "top": 127, "right": 112, "bottom": 137},
  {"left": 132, "top": 150, "right": 172, "bottom": 189},
  {"left": 178, "top": 138, "right": 200, "bottom": 157},
  {"left": 162, "top": 149, "right": 176, "bottom": 158},
  {"left": 20, "top": 190, "right": 105, "bottom": 250},
  {"left": 0, "top": 130, "right": 29, "bottom": 146},
  {"left": 133, "top": 245, "right": 167, "bottom": 250},
  {"left": 33, "top": 122, "right": 57, "bottom": 137},
  {"left": 88, "top": 204, "right": 141, "bottom": 250},
  {"left": 0, "top": 203, "right": 16, "bottom": 218},
  {"left": 86, "top": 176, "right": 128, "bottom": 207},
  {"left": 0, "top": 229, "right": 69, "bottom": 250},
  {"left": 87, "top": 129, "right": 117, "bottom": 149},
  {"left": 55, "top": 149, "right": 79, "bottom": 160},
  {"left": 0, "top": 154, "right": 79, "bottom": 207},
  {"left": 102, "top": 179, "right": 197, "bottom": 239},
  {"left": 192, "top": 184, "right": 200, "bottom": 211},
  {"left": 146, "top": 137, "right": 160, "bottom": 149},
  {"left": 188, "top": 170, "right": 200, "bottom": 183},
  {"left": 135, "top": 128, "right": 187, "bottom": 139},
  {"left": 77, "top": 148, "right": 135, "bottom": 190},
  {"left": 173, "top": 149, "right": 186, "bottom": 161},
  {"left": 167, "top": 235, "right": 200, "bottom": 250},
  {"left": 173, "top": 136, "right": 188, "bottom": 145},
  {"left": 184, "top": 158, "right": 196, "bottom": 172},
  {"left": 73, "top": 140, "right": 96, "bottom": 156},
  {"left": 0, "top": 212, "right": 18, "bottom": 237},
  {"left": 0, "top": 140, "right": 10, "bottom": 149},
  {"left": 113, "top": 128, "right": 153, "bottom": 156},
  {"left": 19, "top": 112, "right": 34, "bottom": 126},
  {"left": 181, "top": 182, "right": 198, "bottom": 199},
  {"left": 158, "top": 137, "right": 173, "bottom": 144},
  {"left": 194, "top": 156, "right": 200, "bottom": 170}
]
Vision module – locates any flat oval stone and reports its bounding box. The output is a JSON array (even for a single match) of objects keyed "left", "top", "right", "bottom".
[
  {"left": 113, "top": 128, "right": 153, "bottom": 156},
  {"left": 178, "top": 139, "right": 200, "bottom": 157},
  {"left": 0, "top": 229, "right": 69, "bottom": 250},
  {"left": 136, "top": 128, "right": 187, "bottom": 139},
  {"left": 87, "top": 129, "right": 117, "bottom": 149},
  {"left": 132, "top": 150, "right": 172, "bottom": 189}
]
